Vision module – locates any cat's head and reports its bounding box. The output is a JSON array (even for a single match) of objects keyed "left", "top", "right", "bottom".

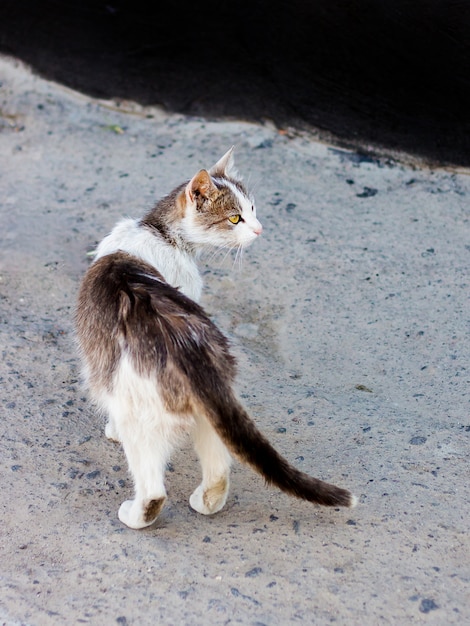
[{"left": 179, "top": 148, "right": 262, "bottom": 250}]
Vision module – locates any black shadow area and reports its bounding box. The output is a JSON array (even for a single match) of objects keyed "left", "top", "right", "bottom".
[{"left": 1, "top": 0, "right": 470, "bottom": 165}]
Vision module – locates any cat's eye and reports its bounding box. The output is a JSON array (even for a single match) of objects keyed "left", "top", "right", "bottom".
[{"left": 228, "top": 215, "right": 241, "bottom": 224}]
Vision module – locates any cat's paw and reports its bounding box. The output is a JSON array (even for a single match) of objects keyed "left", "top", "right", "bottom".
[
  {"left": 105, "top": 421, "right": 120, "bottom": 442},
  {"left": 189, "top": 480, "right": 228, "bottom": 515},
  {"left": 189, "top": 486, "right": 211, "bottom": 514},
  {"left": 118, "top": 497, "right": 165, "bottom": 529}
]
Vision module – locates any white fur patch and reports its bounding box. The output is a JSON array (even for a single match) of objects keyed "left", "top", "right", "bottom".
[
  {"left": 94, "top": 218, "right": 203, "bottom": 301},
  {"left": 98, "top": 354, "right": 192, "bottom": 528},
  {"left": 180, "top": 179, "right": 262, "bottom": 250},
  {"left": 222, "top": 179, "right": 262, "bottom": 243}
]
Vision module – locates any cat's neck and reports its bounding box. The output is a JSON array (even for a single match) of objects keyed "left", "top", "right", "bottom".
[{"left": 94, "top": 218, "right": 203, "bottom": 301}]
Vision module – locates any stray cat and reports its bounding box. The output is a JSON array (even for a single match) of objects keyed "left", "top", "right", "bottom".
[{"left": 76, "top": 148, "right": 356, "bottom": 529}]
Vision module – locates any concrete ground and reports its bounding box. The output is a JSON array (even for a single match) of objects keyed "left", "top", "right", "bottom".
[{"left": 0, "top": 55, "right": 468, "bottom": 625}]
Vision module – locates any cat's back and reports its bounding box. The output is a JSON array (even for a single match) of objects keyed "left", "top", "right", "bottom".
[
  {"left": 77, "top": 250, "right": 198, "bottom": 342},
  {"left": 76, "top": 251, "right": 236, "bottom": 389}
]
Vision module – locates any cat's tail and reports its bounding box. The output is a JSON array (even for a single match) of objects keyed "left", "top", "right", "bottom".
[
  {"left": 118, "top": 263, "right": 355, "bottom": 508},
  {"left": 198, "top": 390, "right": 357, "bottom": 508}
]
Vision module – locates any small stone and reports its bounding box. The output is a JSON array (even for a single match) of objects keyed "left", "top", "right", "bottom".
[
  {"left": 410, "top": 436, "right": 427, "bottom": 445},
  {"left": 356, "top": 187, "right": 378, "bottom": 198},
  {"left": 419, "top": 599, "right": 438, "bottom": 613},
  {"left": 245, "top": 567, "right": 262, "bottom": 577},
  {"left": 355, "top": 384, "right": 372, "bottom": 393},
  {"left": 255, "top": 139, "right": 273, "bottom": 149},
  {"left": 53, "top": 482, "right": 68, "bottom": 490},
  {"left": 277, "top": 427, "right": 286, "bottom": 433},
  {"left": 421, "top": 248, "right": 435, "bottom": 257}
]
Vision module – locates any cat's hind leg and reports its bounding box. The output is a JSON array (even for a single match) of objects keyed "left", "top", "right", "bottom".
[
  {"left": 190, "top": 414, "right": 232, "bottom": 515},
  {"left": 103, "top": 359, "right": 185, "bottom": 529},
  {"left": 105, "top": 397, "right": 175, "bottom": 529},
  {"left": 116, "top": 419, "right": 170, "bottom": 529}
]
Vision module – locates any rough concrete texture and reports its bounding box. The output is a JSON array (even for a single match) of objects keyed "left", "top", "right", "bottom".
[{"left": 0, "top": 56, "right": 468, "bottom": 625}]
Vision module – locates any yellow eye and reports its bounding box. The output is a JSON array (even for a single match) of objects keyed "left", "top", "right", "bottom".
[{"left": 228, "top": 215, "right": 241, "bottom": 224}]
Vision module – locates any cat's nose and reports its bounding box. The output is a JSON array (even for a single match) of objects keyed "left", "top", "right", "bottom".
[{"left": 254, "top": 222, "right": 263, "bottom": 236}]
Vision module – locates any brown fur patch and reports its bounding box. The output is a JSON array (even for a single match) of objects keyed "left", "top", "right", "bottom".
[
  {"left": 141, "top": 173, "right": 250, "bottom": 239},
  {"left": 143, "top": 497, "right": 165, "bottom": 523},
  {"left": 190, "top": 169, "right": 215, "bottom": 201},
  {"left": 203, "top": 477, "right": 228, "bottom": 510}
]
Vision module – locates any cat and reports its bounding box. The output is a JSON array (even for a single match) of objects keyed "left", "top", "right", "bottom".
[{"left": 75, "top": 148, "right": 356, "bottom": 529}]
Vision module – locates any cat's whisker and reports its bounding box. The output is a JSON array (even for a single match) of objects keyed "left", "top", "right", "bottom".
[
  {"left": 201, "top": 248, "right": 220, "bottom": 265},
  {"left": 233, "top": 244, "right": 244, "bottom": 271},
  {"left": 204, "top": 243, "right": 234, "bottom": 266},
  {"left": 201, "top": 243, "right": 226, "bottom": 261},
  {"left": 248, "top": 175, "right": 263, "bottom": 194},
  {"left": 219, "top": 245, "right": 237, "bottom": 267}
]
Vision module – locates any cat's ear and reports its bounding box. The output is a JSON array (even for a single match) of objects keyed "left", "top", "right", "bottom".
[
  {"left": 209, "top": 146, "right": 238, "bottom": 178},
  {"left": 186, "top": 169, "right": 216, "bottom": 203}
]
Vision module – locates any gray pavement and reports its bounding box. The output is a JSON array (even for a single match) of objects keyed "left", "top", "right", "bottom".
[{"left": 0, "top": 56, "right": 469, "bottom": 625}]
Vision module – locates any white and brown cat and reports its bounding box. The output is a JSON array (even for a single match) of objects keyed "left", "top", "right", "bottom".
[{"left": 75, "top": 148, "right": 356, "bottom": 529}]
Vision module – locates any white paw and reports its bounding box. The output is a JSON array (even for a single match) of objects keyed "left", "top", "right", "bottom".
[
  {"left": 118, "top": 500, "right": 150, "bottom": 529},
  {"left": 189, "top": 485, "right": 210, "bottom": 515},
  {"left": 105, "top": 421, "right": 120, "bottom": 442},
  {"left": 189, "top": 483, "right": 228, "bottom": 515},
  {"left": 118, "top": 497, "right": 165, "bottom": 529}
]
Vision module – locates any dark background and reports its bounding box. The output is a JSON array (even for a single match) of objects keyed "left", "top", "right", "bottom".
[{"left": 1, "top": 0, "right": 470, "bottom": 165}]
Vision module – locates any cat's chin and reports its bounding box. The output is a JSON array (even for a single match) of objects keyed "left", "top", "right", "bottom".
[{"left": 239, "top": 233, "right": 260, "bottom": 248}]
